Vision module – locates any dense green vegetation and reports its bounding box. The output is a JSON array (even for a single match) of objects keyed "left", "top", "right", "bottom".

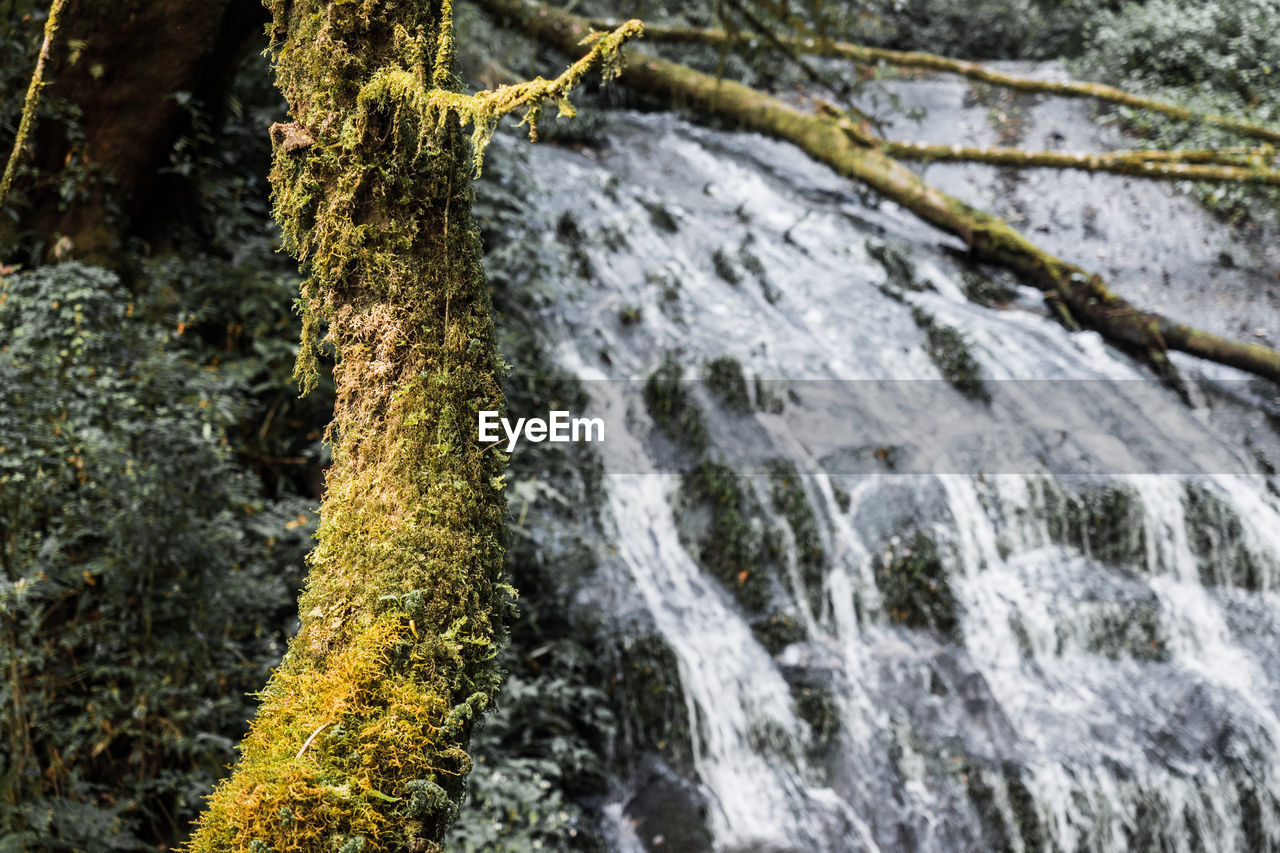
[{"left": 0, "top": 262, "right": 315, "bottom": 849}]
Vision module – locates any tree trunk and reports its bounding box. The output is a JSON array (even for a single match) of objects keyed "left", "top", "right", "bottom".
[
  {"left": 183, "top": 1, "right": 510, "bottom": 851},
  {"left": 178, "top": 2, "right": 639, "bottom": 845},
  {"left": 478, "top": 0, "right": 1280, "bottom": 386},
  {"left": 5, "top": 0, "right": 262, "bottom": 265}
]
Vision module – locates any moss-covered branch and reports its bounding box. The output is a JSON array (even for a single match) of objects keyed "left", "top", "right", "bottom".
[
  {"left": 355, "top": 17, "right": 642, "bottom": 174},
  {"left": 0, "top": 0, "right": 66, "bottom": 209},
  {"left": 823, "top": 108, "right": 1280, "bottom": 176},
  {"left": 600, "top": 20, "right": 1280, "bottom": 145},
  {"left": 835, "top": 126, "right": 1280, "bottom": 185},
  {"left": 184, "top": 3, "right": 638, "bottom": 852},
  {"left": 884, "top": 141, "right": 1280, "bottom": 184},
  {"left": 478, "top": 0, "right": 1280, "bottom": 385}
]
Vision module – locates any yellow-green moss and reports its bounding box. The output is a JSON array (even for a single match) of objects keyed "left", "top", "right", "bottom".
[{"left": 185, "top": 3, "right": 640, "bottom": 851}]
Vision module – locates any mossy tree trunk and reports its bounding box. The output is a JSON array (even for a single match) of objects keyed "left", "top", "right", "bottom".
[
  {"left": 185, "top": 2, "right": 510, "bottom": 851},
  {"left": 0, "top": 0, "right": 65, "bottom": 211},
  {"left": 185, "top": 0, "right": 639, "bottom": 847}
]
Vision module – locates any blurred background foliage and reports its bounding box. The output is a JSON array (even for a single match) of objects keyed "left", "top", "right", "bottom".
[{"left": 2, "top": 0, "right": 1277, "bottom": 849}]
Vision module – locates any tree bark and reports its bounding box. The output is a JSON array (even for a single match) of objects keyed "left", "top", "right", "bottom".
[
  {"left": 477, "top": 0, "right": 1280, "bottom": 386},
  {"left": 184, "top": 2, "right": 638, "bottom": 849},
  {"left": 4, "top": 0, "right": 262, "bottom": 265},
  {"left": 183, "top": 2, "right": 508, "bottom": 849}
]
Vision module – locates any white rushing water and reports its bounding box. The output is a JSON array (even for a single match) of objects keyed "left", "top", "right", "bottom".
[{"left": 480, "top": 66, "right": 1280, "bottom": 851}]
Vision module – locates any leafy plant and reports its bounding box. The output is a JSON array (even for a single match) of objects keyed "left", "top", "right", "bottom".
[{"left": 0, "top": 263, "right": 314, "bottom": 850}]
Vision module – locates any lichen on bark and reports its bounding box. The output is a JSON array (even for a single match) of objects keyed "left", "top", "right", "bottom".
[{"left": 184, "top": 2, "right": 639, "bottom": 851}]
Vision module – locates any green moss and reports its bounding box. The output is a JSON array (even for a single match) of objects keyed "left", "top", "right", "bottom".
[
  {"left": 649, "top": 269, "right": 682, "bottom": 322},
  {"left": 875, "top": 531, "right": 960, "bottom": 639},
  {"left": 736, "top": 236, "right": 781, "bottom": 303},
  {"left": 793, "top": 684, "right": 840, "bottom": 754},
  {"left": 866, "top": 238, "right": 930, "bottom": 298},
  {"left": 703, "top": 355, "right": 752, "bottom": 414},
  {"left": 960, "top": 269, "right": 1018, "bottom": 308},
  {"left": 1183, "top": 481, "right": 1271, "bottom": 590},
  {"left": 746, "top": 719, "right": 797, "bottom": 761},
  {"left": 767, "top": 460, "right": 826, "bottom": 617},
  {"left": 1004, "top": 770, "right": 1043, "bottom": 853},
  {"left": 753, "top": 375, "right": 785, "bottom": 414},
  {"left": 0, "top": 0, "right": 65, "bottom": 209},
  {"left": 753, "top": 611, "right": 807, "bottom": 655},
  {"left": 185, "top": 3, "right": 641, "bottom": 851},
  {"left": 739, "top": 247, "right": 765, "bottom": 280},
  {"left": 1040, "top": 480, "right": 1147, "bottom": 568},
  {"left": 533, "top": 104, "right": 609, "bottom": 146},
  {"left": 644, "top": 354, "right": 708, "bottom": 452},
  {"left": 1237, "top": 780, "right": 1265, "bottom": 853},
  {"left": 963, "top": 763, "right": 1015, "bottom": 853},
  {"left": 712, "top": 247, "right": 740, "bottom": 284},
  {"left": 599, "top": 223, "right": 628, "bottom": 253},
  {"left": 641, "top": 199, "right": 680, "bottom": 233},
  {"left": 677, "top": 462, "right": 774, "bottom": 614},
  {"left": 610, "top": 634, "right": 694, "bottom": 775},
  {"left": 618, "top": 304, "right": 643, "bottom": 327},
  {"left": 911, "top": 307, "right": 989, "bottom": 402},
  {"left": 959, "top": 762, "right": 1043, "bottom": 853},
  {"left": 1009, "top": 616, "right": 1035, "bottom": 659},
  {"left": 1086, "top": 603, "right": 1168, "bottom": 662},
  {"left": 556, "top": 211, "right": 594, "bottom": 279},
  {"left": 832, "top": 484, "right": 851, "bottom": 514}
]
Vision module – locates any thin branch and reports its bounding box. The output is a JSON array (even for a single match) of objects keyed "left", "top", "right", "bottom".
[
  {"left": 829, "top": 120, "right": 1280, "bottom": 185},
  {"left": 878, "top": 140, "right": 1280, "bottom": 185},
  {"left": 721, "top": 0, "right": 886, "bottom": 131},
  {"left": 294, "top": 722, "right": 332, "bottom": 760},
  {"left": 0, "top": 0, "right": 67, "bottom": 209},
  {"left": 817, "top": 98, "right": 1280, "bottom": 181},
  {"left": 595, "top": 19, "right": 1280, "bottom": 146}
]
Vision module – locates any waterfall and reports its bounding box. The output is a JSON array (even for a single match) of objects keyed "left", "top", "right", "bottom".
[{"left": 480, "top": 62, "right": 1280, "bottom": 850}]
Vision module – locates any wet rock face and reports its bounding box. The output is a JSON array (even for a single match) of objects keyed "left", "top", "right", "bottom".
[
  {"left": 1183, "top": 481, "right": 1278, "bottom": 590},
  {"left": 624, "top": 762, "right": 715, "bottom": 853},
  {"left": 473, "top": 78, "right": 1280, "bottom": 849},
  {"left": 609, "top": 632, "right": 697, "bottom": 777}
]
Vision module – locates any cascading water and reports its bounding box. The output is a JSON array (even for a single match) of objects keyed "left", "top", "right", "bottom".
[{"left": 476, "top": 62, "right": 1280, "bottom": 851}]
